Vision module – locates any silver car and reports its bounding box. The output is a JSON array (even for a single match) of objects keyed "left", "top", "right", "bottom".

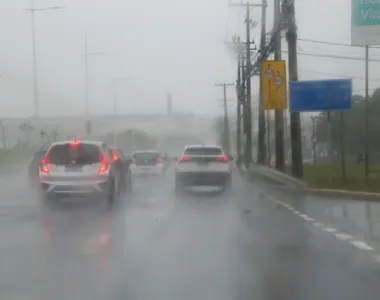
[{"left": 39, "top": 140, "right": 120, "bottom": 204}]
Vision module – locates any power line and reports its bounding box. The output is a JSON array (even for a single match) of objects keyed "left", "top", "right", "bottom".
[
  {"left": 300, "top": 69, "right": 380, "bottom": 82},
  {"left": 282, "top": 50, "right": 380, "bottom": 62},
  {"left": 297, "top": 37, "right": 380, "bottom": 49}
]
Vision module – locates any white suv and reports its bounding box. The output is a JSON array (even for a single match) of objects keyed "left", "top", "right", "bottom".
[{"left": 174, "top": 145, "right": 232, "bottom": 193}]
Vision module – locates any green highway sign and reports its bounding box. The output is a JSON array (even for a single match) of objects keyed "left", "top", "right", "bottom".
[
  {"left": 352, "top": 0, "right": 380, "bottom": 26},
  {"left": 352, "top": 0, "right": 380, "bottom": 45}
]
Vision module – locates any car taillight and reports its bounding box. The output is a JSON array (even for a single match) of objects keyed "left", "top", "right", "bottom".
[
  {"left": 98, "top": 156, "right": 109, "bottom": 173},
  {"left": 131, "top": 158, "right": 136, "bottom": 164},
  {"left": 40, "top": 157, "right": 50, "bottom": 173},
  {"left": 178, "top": 156, "right": 190, "bottom": 163},
  {"left": 156, "top": 156, "right": 161, "bottom": 163},
  {"left": 112, "top": 153, "right": 118, "bottom": 161},
  {"left": 216, "top": 156, "right": 229, "bottom": 163}
]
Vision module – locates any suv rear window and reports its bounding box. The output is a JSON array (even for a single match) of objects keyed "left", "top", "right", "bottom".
[
  {"left": 133, "top": 152, "right": 159, "bottom": 160},
  {"left": 184, "top": 147, "right": 223, "bottom": 156},
  {"left": 48, "top": 143, "right": 101, "bottom": 165}
]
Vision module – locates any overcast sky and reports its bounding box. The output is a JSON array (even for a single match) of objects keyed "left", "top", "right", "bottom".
[{"left": 0, "top": 0, "right": 379, "bottom": 118}]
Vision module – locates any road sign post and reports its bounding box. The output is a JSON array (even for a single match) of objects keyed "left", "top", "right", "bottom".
[
  {"left": 289, "top": 79, "right": 352, "bottom": 112},
  {"left": 351, "top": 0, "right": 380, "bottom": 46},
  {"left": 261, "top": 60, "right": 287, "bottom": 110}
]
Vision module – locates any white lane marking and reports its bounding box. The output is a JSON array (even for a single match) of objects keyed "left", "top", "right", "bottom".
[
  {"left": 334, "top": 233, "right": 353, "bottom": 241},
  {"left": 259, "top": 191, "right": 380, "bottom": 259},
  {"left": 373, "top": 255, "right": 380, "bottom": 264},
  {"left": 350, "top": 240, "right": 374, "bottom": 251}
]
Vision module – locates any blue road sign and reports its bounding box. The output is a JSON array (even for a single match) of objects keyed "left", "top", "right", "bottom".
[{"left": 289, "top": 79, "right": 352, "bottom": 112}]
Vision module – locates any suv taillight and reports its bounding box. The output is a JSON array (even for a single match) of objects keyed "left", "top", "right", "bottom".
[
  {"left": 40, "top": 157, "right": 50, "bottom": 173},
  {"left": 216, "top": 156, "right": 228, "bottom": 163},
  {"left": 131, "top": 158, "right": 136, "bottom": 164},
  {"left": 156, "top": 156, "right": 161, "bottom": 163},
  {"left": 98, "top": 156, "right": 109, "bottom": 173},
  {"left": 178, "top": 156, "right": 190, "bottom": 163}
]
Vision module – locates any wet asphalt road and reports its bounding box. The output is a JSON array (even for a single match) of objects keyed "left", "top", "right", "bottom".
[{"left": 1, "top": 166, "right": 380, "bottom": 300}]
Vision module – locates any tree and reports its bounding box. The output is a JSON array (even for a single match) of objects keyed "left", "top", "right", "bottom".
[{"left": 315, "top": 89, "right": 380, "bottom": 163}]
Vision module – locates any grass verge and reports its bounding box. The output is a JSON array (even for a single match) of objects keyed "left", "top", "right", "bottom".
[
  {"left": 291, "top": 165, "right": 380, "bottom": 193},
  {"left": 0, "top": 148, "right": 34, "bottom": 165}
]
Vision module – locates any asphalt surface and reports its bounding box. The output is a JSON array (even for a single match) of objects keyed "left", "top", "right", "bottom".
[{"left": 1, "top": 166, "right": 380, "bottom": 300}]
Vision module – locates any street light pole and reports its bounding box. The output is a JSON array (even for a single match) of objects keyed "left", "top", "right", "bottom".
[
  {"left": 25, "top": 1, "right": 64, "bottom": 118},
  {"left": 82, "top": 33, "right": 105, "bottom": 117},
  {"left": 111, "top": 77, "right": 128, "bottom": 146}
]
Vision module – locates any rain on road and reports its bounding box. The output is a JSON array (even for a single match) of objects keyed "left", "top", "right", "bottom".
[{"left": 0, "top": 166, "right": 380, "bottom": 300}]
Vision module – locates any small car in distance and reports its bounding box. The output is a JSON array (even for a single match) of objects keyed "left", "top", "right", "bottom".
[
  {"left": 130, "top": 150, "right": 164, "bottom": 177},
  {"left": 174, "top": 145, "right": 232, "bottom": 194},
  {"left": 39, "top": 140, "right": 120, "bottom": 205}
]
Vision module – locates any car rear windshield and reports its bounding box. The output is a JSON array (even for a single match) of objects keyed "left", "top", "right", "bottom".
[
  {"left": 133, "top": 152, "right": 159, "bottom": 160},
  {"left": 184, "top": 147, "right": 223, "bottom": 156},
  {"left": 47, "top": 143, "right": 101, "bottom": 165}
]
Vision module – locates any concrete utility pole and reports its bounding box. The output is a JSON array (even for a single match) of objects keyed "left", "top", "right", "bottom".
[
  {"left": 83, "top": 32, "right": 105, "bottom": 117},
  {"left": 364, "top": 45, "right": 369, "bottom": 184},
  {"left": 229, "top": 2, "right": 263, "bottom": 166},
  {"left": 215, "top": 83, "right": 234, "bottom": 155},
  {"left": 285, "top": 0, "right": 303, "bottom": 178},
  {"left": 25, "top": 0, "right": 64, "bottom": 118},
  {"left": 257, "top": 0, "right": 268, "bottom": 165},
  {"left": 236, "top": 52, "right": 242, "bottom": 165},
  {"left": 273, "top": 0, "right": 285, "bottom": 171}
]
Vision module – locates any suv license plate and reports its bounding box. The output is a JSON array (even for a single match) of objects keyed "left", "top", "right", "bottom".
[{"left": 65, "top": 166, "right": 83, "bottom": 172}]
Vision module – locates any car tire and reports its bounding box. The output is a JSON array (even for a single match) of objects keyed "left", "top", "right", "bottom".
[
  {"left": 175, "top": 178, "right": 183, "bottom": 197},
  {"left": 107, "top": 178, "right": 115, "bottom": 206},
  {"left": 126, "top": 172, "right": 133, "bottom": 196}
]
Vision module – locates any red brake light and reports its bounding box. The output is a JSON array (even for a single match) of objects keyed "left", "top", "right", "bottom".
[
  {"left": 156, "top": 156, "right": 161, "bottom": 163},
  {"left": 70, "top": 140, "right": 79, "bottom": 147},
  {"left": 112, "top": 153, "right": 118, "bottom": 161},
  {"left": 40, "top": 157, "right": 50, "bottom": 173},
  {"left": 131, "top": 158, "right": 136, "bottom": 164},
  {"left": 216, "top": 156, "right": 229, "bottom": 163},
  {"left": 98, "top": 156, "right": 109, "bottom": 173},
  {"left": 178, "top": 156, "right": 190, "bottom": 163}
]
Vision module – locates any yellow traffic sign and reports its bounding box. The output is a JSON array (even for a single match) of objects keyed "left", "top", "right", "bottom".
[{"left": 261, "top": 60, "right": 287, "bottom": 110}]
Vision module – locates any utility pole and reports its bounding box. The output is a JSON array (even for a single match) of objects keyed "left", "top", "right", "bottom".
[
  {"left": 25, "top": 1, "right": 64, "bottom": 118},
  {"left": 236, "top": 51, "right": 242, "bottom": 165},
  {"left": 285, "top": 0, "right": 303, "bottom": 178},
  {"left": 311, "top": 116, "right": 317, "bottom": 165},
  {"left": 257, "top": 0, "right": 268, "bottom": 165},
  {"left": 274, "top": 0, "right": 285, "bottom": 171},
  {"left": 215, "top": 83, "right": 234, "bottom": 155},
  {"left": 229, "top": 2, "right": 262, "bottom": 166},
  {"left": 244, "top": 2, "right": 253, "bottom": 165},
  {"left": 364, "top": 45, "right": 369, "bottom": 185},
  {"left": 85, "top": 33, "right": 89, "bottom": 117}
]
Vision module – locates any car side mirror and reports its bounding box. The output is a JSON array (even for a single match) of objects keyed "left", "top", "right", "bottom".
[{"left": 228, "top": 155, "right": 234, "bottom": 161}]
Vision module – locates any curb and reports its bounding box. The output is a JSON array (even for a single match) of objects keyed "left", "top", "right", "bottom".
[
  {"left": 236, "top": 165, "right": 380, "bottom": 201},
  {"left": 247, "top": 163, "right": 306, "bottom": 188}
]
